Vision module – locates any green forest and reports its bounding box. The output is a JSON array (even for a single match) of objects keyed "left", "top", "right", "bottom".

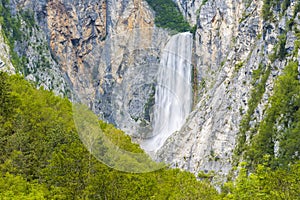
[
  {"left": 0, "top": 72, "right": 220, "bottom": 199},
  {"left": 0, "top": 70, "right": 300, "bottom": 199}
]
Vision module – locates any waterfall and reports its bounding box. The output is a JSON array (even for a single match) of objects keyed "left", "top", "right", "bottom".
[{"left": 141, "top": 32, "right": 193, "bottom": 153}]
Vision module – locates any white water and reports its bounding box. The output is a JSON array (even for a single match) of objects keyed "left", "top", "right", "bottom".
[{"left": 141, "top": 32, "right": 193, "bottom": 153}]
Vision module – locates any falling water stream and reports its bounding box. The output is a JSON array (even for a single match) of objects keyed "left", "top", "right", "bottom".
[{"left": 141, "top": 32, "right": 193, "bottom": 154}]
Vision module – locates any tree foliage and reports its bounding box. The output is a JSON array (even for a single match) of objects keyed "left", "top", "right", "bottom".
[
  {"left": 0, "top": 72, "right": 219, "bottom": 199},
  {"left": 246, "top": 62, "right": 300, "bottom": 167},
  {"left": 223, "top": 160, "right": 300, "bottom": 199},
  {"left": 145, "top": 0, "right": 191, "bottom": 33},
  {"left": 0, "top": 50, "right": 299, "bottom": 200}
]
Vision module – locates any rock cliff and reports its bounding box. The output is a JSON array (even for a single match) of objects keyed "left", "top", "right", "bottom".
[
  {"left": 157, "top": 0, "right": 300, "bottom": 181},
  {"left": 5, "top": 0, "right": 169, "bottom": 135}
]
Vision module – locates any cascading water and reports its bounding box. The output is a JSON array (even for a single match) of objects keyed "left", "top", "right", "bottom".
[{"left": 141, "top": 32, "right": 193, "bottom": 154}]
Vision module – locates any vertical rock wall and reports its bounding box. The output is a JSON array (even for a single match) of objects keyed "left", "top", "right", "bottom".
[{"left": 157, "top": 0, "right": 300, "bottom": 182}]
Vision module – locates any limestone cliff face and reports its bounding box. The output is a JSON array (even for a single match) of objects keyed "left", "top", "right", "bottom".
[
  {"left": 46, "top": 0, "right": 107, "bottom": 101},
  {"left": 157, "top": 0, "right": 260, "bottom": 177},
  {"left": 45, "top": 0, "right": 169, "bottom": 136},
  {"left": 3, "top": 0, "right": 68, "bottom": 95},
  {"left": 157, "top": 0, "right": 300, "bottom": 181},
  {"left": 7, "top": 0, "right": 169, "bottom": 136}
]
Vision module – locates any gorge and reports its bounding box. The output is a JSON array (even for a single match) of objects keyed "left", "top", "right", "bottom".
[{"left": 0, "top": 0, "right": 300, "bottom": 189}]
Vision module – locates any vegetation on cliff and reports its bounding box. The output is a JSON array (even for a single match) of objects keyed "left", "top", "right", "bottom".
[
  {"left": 233, "top": 2, "right": 300, "bottom": 198},
  {"left": 0, "top": 0, "right": 24, "bottom": 70},
  {"left": 145, "top": 0, "right": 192, "bottom": 33},
  {"left": 246, "top": 61, "right": 300, "bottom": 167},
  {"left": 236, "top": 0, "right": 300, "bottom": 170}
]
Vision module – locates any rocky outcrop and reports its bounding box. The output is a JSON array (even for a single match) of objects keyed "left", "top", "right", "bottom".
[
  {"left": 44, "top": 0, "right": 170, "bottom": 136},
  {"left": 7, "top": 0, "right": 170, "bottom": 135},
  {"left": 1, "top": 0, "right": 68, "bottom": 96},
  {"left": 157, "top": 0, "right": 300, "bottom": 181},
  {"left": 0, "top": 25, "right": 15, "bottom": 74},
  {"left": 156, "top": 0, "right": 262, "bottom": 178}
]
